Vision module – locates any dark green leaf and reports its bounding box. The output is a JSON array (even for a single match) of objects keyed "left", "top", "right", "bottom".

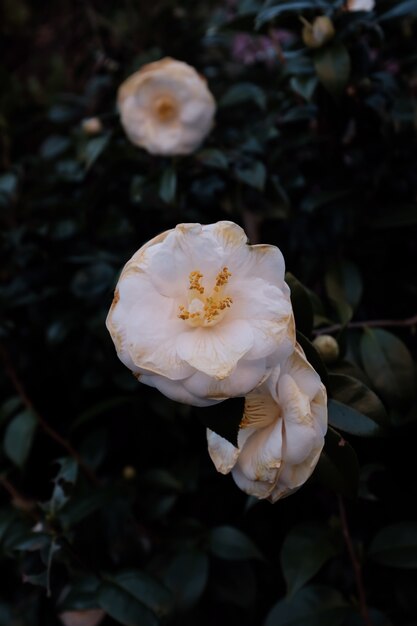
[
  {"left": 159, "top": 167, "right": 177, "bottom": 204},
  {"left": 209, "top": 526, "right": 264, "bottom": 561},
  {"left": 369, "top": 523, "right": 417, "bottom": 568},
  {"left": 40, "top": 135, "right": 71, "bottom": 160},
  {"left": 315, "top": 426, "right": 359, "bottom": 498},
  {"left": 328, "top": 374, "right": 388, "bottom": 437},
  {"left": 360, "top": 329, "right": 415, "bottom": 408},
  {"left": 220, "top": 83, "right": 266, "bottom": 110},
  {"left": 163, "top": 550, "right": 209, "bottom": 610},
  {"left": 378, "top": 0, "right": 417, "bottom": 21},
  {"left": 197, "top": 149, "right": 229, "bottom": 170},
  {"left": 98, "top": 581, "right": 158, "bottom": 626},
  {"left": 111, "top": 570, "right": 172, "bottom": 618},
  {"left": 256, "top": 1, "right": 321, "bottom": 28},
  {"left": 314, "top": 42, "right": 351, "bottom": 97},
  {"left": 281, "top": 523, "right": 340, "bottom": 597},
  {"left": 235, "top": 160, "right": 266, "bottom": 190},
  {"left": 265, "top": 585, "right": 349, "bottom": 626},
  {"left": 3, "top": 410, "right": 37, "bottom": 468},
  {"left": 286, "top": 273, "right": 314, "bottom": 337},
  {"left": 83, "top": 134, "right": 110, "bottom": 169},
  {"left": 325, "top": 261, "right": 362, "bottom": 324},
  {"left": 290, "top": 75, "right": 318, "bottom": 102}
]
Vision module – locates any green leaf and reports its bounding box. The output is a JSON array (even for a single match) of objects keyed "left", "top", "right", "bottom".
[
  {"left": 296, "top": 331, "right": 328, "bottom": 386},
  {"left": 197, "top": 149, "right": 229, "bottom": 170},
  {"left": 281, "top": 523, "right": 341, "bottom": 597},
  {"left": 255, "top": 1, "right": 320, "bottom": 28},
  {"left": 290, "top": 75, "right": 318, "bottom": 102},
  {"left": 163, "top": 550, "right": 209, "bottom": 610},
  {"left": 378, "top": 0, "right": 417, "bottom": 21},
  {"left": 368, "top": 523, "right": 417, "bottom": 568},
  {"left": 209, "top": 526, "right": 264, "bottom": 561},
  {"left": 83, "top": 134, "right": 110, "bottom": 169},
  {"left": 220, "top": 83, "right": 266, "bottom": 110},
  {"left": 3, "top": 410, "right": 37, "bottom": 468},
  {"left": 328, "top": 374, "right": 388, "bottom": 437},
  {"left": 265, "top": 585, "right": 349, "bottom": 626},
  {"left": 235, "top": 160, "right": 266, "bottom": 191},
  {"left": 194, "top": 396, "right": 244, "bottom": 446},
  {"left": 110, "top": 570, "right": 172, "bottom": 618},
  {"left": 159, "top": 167, "right": 177, "bottom": 204},
  {"left": 314, "top": 42, "right": 350, "bottom": 97},
  {"left": 286, "top": 273, "right": 314, "bottom": 337},
  {"left": 40, "top": 135, "right": 71, "bottom": 160},
  {"left": 315, "top": 426, "right": 359, "bottom": 498},
  {"left": 360, "top": 329, "right": 415, "bottom": 408},
  {"left": 325, "top": 261, "right": 362, "bottom": 324},
  {"left": 97, "top": 582, "right": 157, "bottom": 626},
  {"left": 0, "top": 396, "right": 22, "bottom": 425}
]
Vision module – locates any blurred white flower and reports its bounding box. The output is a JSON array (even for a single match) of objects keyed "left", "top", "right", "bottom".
[
  {"left": 117, "top": 57, "right": 216, "bottom": 156},
  {"left": 207, "top": 344, "right": 327, "bottom": 501},
  {"left": 346, "top": 0, "right": 375, "bottom": 11},
  {"left": 107, "top": 221, "right": 295, "bottom": 406},
  {"left": 59, "top": 609, "right": 105, "bottom": 626}
]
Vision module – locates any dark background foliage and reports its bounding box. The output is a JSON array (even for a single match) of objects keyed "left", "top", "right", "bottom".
[{"left": 1, "top": 1, "right": 417, "bottom": 625}]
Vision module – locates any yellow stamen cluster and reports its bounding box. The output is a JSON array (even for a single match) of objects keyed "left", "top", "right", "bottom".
[
  {"left": 178, "top": 267, "right": 233, "bottom": 326},
  {"left": 215, "top": 267, "right": 232, "bottom": 291},
  {"left": 154, "top": 96, "right": 177, "bottom": 122},
  {"left": 189, "top": 271, "right": 205, "bottom": 294}
]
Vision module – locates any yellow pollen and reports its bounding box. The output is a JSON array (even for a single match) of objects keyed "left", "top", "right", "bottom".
[
  {"left": 178, "top": 268, "right": 233, "bottom": 326},
  {"left": 189, "top": 270, "right": 205, "bottom": 294}
]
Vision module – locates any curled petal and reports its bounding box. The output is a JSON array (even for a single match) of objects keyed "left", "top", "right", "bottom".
[{"left": 207, "top": 430, "right": 240, "bottom": 474}]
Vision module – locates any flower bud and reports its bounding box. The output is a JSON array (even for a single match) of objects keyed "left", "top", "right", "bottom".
[
  {"left": 123, "top": 465, "right": 137, "bottom": 480},
  {"left": 313, "top": 334, "right": 340, "bottom": 364},
  {"left": 302, "top": 16, "right": 335, "bottom": 49},
  {"left": 81, "top": 117, "right": 103, "bottom": 136}
]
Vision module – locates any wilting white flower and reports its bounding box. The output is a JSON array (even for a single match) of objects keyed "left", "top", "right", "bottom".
[
  {"left": 207, "top": 344, "right": 327, "bottom": 501},
  {"left": 117, "top": 57, "right": 216, "bottom": 156},
  {"left": 107, "top": 221, "right": 295, "bottom": 406},
  {"left": 346, "top": 0, "right": 375, "bottom": 11}
]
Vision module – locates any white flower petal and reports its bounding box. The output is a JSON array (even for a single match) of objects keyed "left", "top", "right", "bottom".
[
  {"left": 183, "top": 357, "right": 267, "bottom": 400},
  {"left": 207, "top": 430, "right": 240, "bottom": 474},
  {"left": 236, "top": 418, "right": 284, "bottom": 486},
  {"left": 176, "top": 320, "right": 254, "bottom": 379},
  {"left": 140, "top": 373, "right": 217, "bottom": 407}
]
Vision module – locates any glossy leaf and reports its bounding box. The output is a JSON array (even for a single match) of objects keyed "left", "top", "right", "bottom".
[
  {"left": 265, "top": 585, "right": 349, "bottom": 626},
  {"left": 3, "top": 410, "right": 37, "bottom": 468},
  {"left": 315, "top": 426, "right": 359, "bottom": 498},
  {"left": 325, "top": 261, "right": 362, "bottom": 324},
  {"left": 328, "top": 374, "right": 388, "bottom": 437},
  {"left": 369, "top": 523, "right": 417, "bottom": 568},
  {"left": 209, "top": 526, "right": 264, "bottom": 561},
  {"left": 163, "top": 551, "right": 209, "bottom": 610},
  {"left": 159, "top": 167, "right": 177, "bottom": 204},
  {"left": 286, "top": 273, "right": 314, "bottom": 337},
  {"left": 281, "top": 523, "right": 340, "bottom": 597},
  {"left": 360, "top": 329, "right": 415, "bottom": 408}
]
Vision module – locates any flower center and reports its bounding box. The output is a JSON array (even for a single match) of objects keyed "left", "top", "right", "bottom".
[
  {"left": 154, "top": 95, "right": 178, "bottom": 122},
  {"left": 178, "top": 267, "right": 233, "bottom": 327}
]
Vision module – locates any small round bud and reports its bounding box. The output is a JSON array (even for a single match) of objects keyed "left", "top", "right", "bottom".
[
  {"left": 81, "top": 117, "right": 103, "bottom": 136},
  {"left": 123, "top": 465, "right": 137, "bottom": 480},
  {"left": 302, "top": 16, "right": 335, "bottom": 49},
  {"left": 312, "top": 334, "right": 340, "bottom": 363}
]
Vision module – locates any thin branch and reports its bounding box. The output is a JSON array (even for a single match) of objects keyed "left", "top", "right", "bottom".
[
  {"left": 314, "top": 312, "right": 417, "bottom": 336},
  {"left": 338, "top": 496, "right": 373, "bottom": 626},
  {"left": 0, "top": 344, "right": 99, "bottom": 486}
]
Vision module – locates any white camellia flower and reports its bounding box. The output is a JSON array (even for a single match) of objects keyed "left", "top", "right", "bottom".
[
  {"left": 106, "top": 221, "right": 295, "bottom": 407},
  {"left": 207, "top": 343, "right": 327, "bottom": 501},
  {"left": 117, "top": 57, "right": 216, "bottom": 156},
  {"left": 346, "top": 0, "right": 375, "bottom": 11}
]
